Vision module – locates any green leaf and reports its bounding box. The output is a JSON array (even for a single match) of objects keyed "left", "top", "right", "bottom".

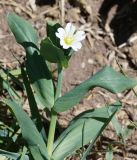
[
  {"left": 0, "top": 66, "right": 23, "bottom": 89},
  {"left": 111, "top": 115, "right": 122, "bottom": 136},
  {"left": 121, "top": 123, "right": 135, "bottom": 139},
  {"left": 3, "top": 99, "right": 49, "bottom": 160},
  {"left": 7, "top": 13, "right": 54, "bottom": 109},
  {"left": 53, "top": 66, "right": 137, "bottom": 113},
  {"left": 47, "top": 21, "right": 62, "bottom": 47},
  {"left": 21, "top": 65, "right": 47, "bottom": 140},
  {"left": 26, "top": 53, "right": 54, "bottom": 109},
  {"left": 0, "top": 149, "right": 29, "bottom": 160},
  {"left": 52, "top": 102, "right": 121, "bottom": 160},
  {"left": 40, "top": 38, "right": 68, "bottom": 68},
  {"left": 105, "top": 146, "right": 113, "bottom": 160},
  {"left": 0, "top": 76, "right": 20, "bottom": 101},
  {"left": 7, "top": 13, "right": 38, "bottom": 56},
  {"left": 20, "top": 146, "right": 28, "bottom": 160}
]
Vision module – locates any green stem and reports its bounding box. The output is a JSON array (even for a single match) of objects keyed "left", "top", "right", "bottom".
[
  {"left": 47, "top": 64, "right": 62, "bottom": 157},
  {"left": 55, "top": 65, "right": 62, "bottom": 101},
  {"left": 47, "top": 109, "right": 57, "bottom": 157}
]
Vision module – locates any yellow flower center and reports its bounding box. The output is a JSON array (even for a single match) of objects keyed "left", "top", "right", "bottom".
[{"left": 64, "top": 35, "right": 74, "bottom": 45}]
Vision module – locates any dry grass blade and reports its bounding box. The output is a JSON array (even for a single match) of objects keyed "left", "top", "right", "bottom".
[{"left": 60, "top": 0, "right": 65, "bottom": 25}]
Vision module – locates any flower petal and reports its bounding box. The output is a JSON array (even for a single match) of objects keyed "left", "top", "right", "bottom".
[
  {"left": 65, "top": 23, "right": 76, "bottom": 35},
  {"left": 71, "top": 42, "right": 82, "bottom": 51},
  {"left": 57, "top": 28, "right": 65, "bottom": 34},
  {"left": 74, "top": 31, "right": 86, "bottom": 42},
  {"left": 55, "top": 28, "right": 65, "bottom": 38},
  {"left": 65, "top": 23, "right": 72, "bottom": 34},
  {"left": 70, "top": 25, "right": 76, "bottom": 35}
]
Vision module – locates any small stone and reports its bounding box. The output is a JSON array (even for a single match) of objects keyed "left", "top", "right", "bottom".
[
  {"left": 88, "top": 59, "right": 94, "bottom": 64},
  {"left": 14, "top": 7, "right": 21, "bottom": 14},
  {"left": 81, "top": 62, "right": 85, "bottom": 68}
]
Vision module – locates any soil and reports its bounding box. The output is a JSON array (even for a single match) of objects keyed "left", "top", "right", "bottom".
[{"left": 0, "top": 0, "right": 137, "bottom": 159}]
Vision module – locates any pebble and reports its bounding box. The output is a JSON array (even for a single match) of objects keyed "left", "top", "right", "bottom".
[
  {"left": 81, "top": 62, "right": 85, "bottom": 68},
  {"left": 88, "top": 58, "right": 94, "bottom": 64}
]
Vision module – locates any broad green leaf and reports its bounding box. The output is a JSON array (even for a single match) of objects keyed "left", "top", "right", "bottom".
[
  {"left": 40, "top": 38, "right": 68, "bottom": 68},
  {"left": 52, "top": 102, "right": 121, "bottom": 160},
  {"left": 3, "top": 99, "right": 49, "bottom": 160},
  {"left": 21, "top": 66, "right": 47, "bottom": 140},
  {"left": 7, "top": 13, "right": 38, "bottom": 56},
  {"left": 0, "top": 149, "right": 29, "bottom": 160},
  {"left": 7, "top": 13, "right": 54, "bottom": 109},
  {"left": 26, "top": 53, "right": 54, "bottom": 109},
  {"left": 53, "top": 66, "right": 137, "bottom": 113}
]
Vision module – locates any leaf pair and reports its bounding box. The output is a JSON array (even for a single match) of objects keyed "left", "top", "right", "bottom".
[{"left": 52, "top": 102, "right": 121, "bottom": 160}]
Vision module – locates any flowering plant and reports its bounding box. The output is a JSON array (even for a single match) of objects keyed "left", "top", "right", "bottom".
[{"left": 1, "top": 13, "right": 137, "bottom": 160}]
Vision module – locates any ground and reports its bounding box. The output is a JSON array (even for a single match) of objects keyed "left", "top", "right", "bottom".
[{"left": 0, "top": 0, "right": 137, "bottom": 159}]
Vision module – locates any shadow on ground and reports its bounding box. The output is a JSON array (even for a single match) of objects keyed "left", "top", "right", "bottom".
[
  {"left": 36, "top": 0, "right": 56, "bottom": 6},
  {"left": 99, "top": 0, "right": 137, "bottom": 46}
]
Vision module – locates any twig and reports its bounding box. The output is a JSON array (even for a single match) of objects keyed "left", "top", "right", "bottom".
[
  {"left": 0, "top": 35, "right": 11, "bottom": 39},
  {"left": 0, "top": 0, "right": 36, "bottom": 19},
  {"left": 104, "top": 39, "right": 126, "bottom": 59},
  {"left": 28, "top": 0, "right": 37, "bottom": 12},
  {"left": 31, "top": 6, "right": 58, "bottom": 22},
  {"left": 84, "top": 27, "right": 126, "bottom": 58},
  {"left": 38, "top": 6, "right": 58, "bottom": 19},
  {"left": 61, "top": 0, "right": 65, "bottom": 25},
  {"left": 118, "top": 35, "right": 137, "bottom": 49}
]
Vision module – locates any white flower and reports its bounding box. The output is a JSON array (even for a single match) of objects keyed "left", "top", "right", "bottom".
[{"left": 55, "top": 23, "right": 85, "bottom": 51}]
